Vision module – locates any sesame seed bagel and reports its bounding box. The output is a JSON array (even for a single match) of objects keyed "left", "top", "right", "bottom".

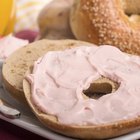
[
  {"left": 2, "top": 39, "right": 93, "bottom": 104},
  {"left": 70, "top": 0, "right": 140, "bottom": 55}
]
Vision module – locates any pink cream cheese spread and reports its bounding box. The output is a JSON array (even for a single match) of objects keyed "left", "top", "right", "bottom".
[
  {"left": 26, "top": 45, "right": 140, "bottom": 125},
  {"left": 0, "top": 35, "right": 29, "bottom": 59}
]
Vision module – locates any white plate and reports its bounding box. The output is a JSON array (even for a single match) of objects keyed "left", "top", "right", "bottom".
[
  {"left": 0, "top": 87, "right": 75, "bottom": 140},
  {"left": 1, "top": 87, "right": 140, "bottom": 140}
]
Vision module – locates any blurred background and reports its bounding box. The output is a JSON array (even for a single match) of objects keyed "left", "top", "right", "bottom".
[{"left": 0, "top": 0, "right": 52, "bottom": 42}]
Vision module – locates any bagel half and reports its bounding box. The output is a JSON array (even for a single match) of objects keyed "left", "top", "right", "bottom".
[
  {"left": 2, "top": 39, "right": 93, "bottom": 104},
  {"left": 70, "top": 0, "right": 140, "bottom": 55},
  {"left": 23, "top": 45, "right": 140, "bottom": 139}
]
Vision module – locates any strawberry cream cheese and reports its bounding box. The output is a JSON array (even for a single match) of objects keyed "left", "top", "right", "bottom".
[
  {"left": 0, "top": 35, "right": 28, "bottom": 59},
  {"left": 26, "top": 45, "right": 140, "bottom": 125}
]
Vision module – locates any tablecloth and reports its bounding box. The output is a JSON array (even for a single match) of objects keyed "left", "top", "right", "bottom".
[{"left": 0, "top": 119, "right": 48, "bottom": 140}]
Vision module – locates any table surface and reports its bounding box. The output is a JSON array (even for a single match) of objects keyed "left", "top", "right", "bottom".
[{"left": 0, "top": 119, "right": 49, "bottom": 140}]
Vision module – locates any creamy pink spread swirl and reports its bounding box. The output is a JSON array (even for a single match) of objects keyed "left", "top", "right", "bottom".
[
  {"left": 26, "top": 45, "right": 140, "bottom": 125},
  {"left": 0, "top": 35, "right": 28, "bottom": 59}
]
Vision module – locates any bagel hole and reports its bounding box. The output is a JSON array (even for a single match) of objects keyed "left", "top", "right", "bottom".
[
  {"left": 124, "top": 12, "right": 140, "bottom": 23},
  {"left": 121, "top": 0, "right": 140, "bottom": 23},
  {"left": 83, "top": 78, "right": 119, "bottom": 99},
  {"left": 128, "top": 14, "right": 140, "bottom": 23}
]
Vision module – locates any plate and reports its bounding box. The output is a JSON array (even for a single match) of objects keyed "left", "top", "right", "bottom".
[
  {"left": 0, "top": 87, "right": 75, "bottom": 140},
  {"left": 1, "top": 87, "right": 140, "bottom": 140}
]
